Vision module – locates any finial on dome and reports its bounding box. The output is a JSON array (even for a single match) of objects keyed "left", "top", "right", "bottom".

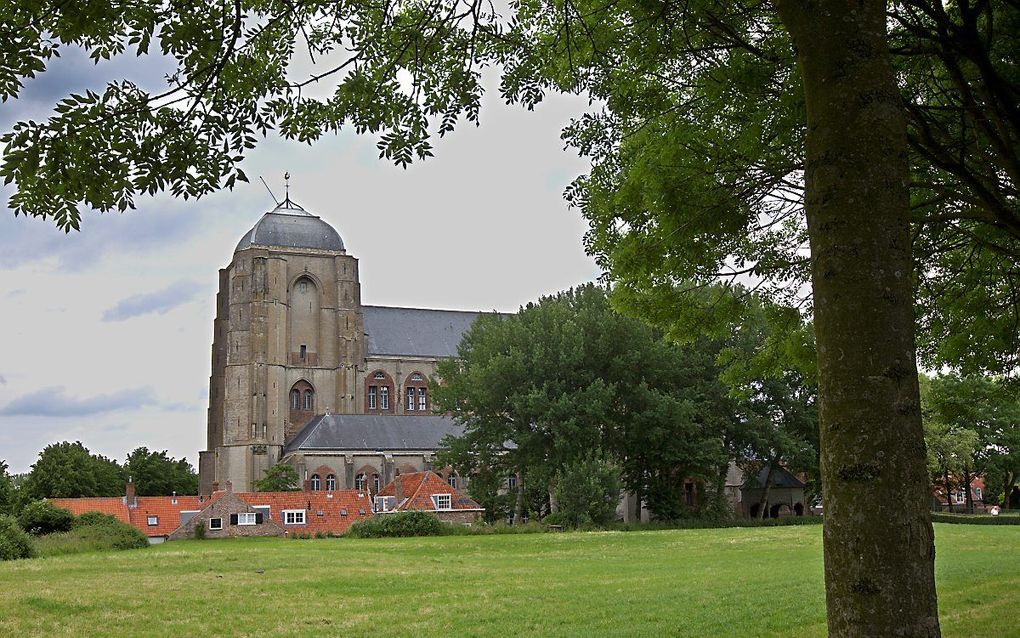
[{"left": 284, "top": 171, "right": 290, "bottom": 202}]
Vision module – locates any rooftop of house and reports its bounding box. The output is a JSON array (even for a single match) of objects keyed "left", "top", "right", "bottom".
[{"left": 377, "top": 471, "right": 483, "bottom": 512}]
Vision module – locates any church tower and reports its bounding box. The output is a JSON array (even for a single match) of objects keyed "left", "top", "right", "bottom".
[{"left": 198, "top": 198, "right": 365, "bottom": 493}]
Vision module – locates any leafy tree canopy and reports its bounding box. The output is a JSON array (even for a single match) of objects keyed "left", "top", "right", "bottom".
[
  {"left": 252, "top": 463, "right": 300, "bottom": 492},
  {"left": 124, "top": 447, "right": 198, "bottom": 496},
  {"left": 23, "top": 441, "right": 125, "bottom": 499},
  {"left": 435, "top": 284, "right": 737, "bottom": 520}
]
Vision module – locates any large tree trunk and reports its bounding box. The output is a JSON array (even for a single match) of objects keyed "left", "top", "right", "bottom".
[
  {"left": 773, "top": 2, "right": 941, "bottom": 636},
  {"left": 944, "top": 469, "right": 953, "bottom": 512},
  {"left": 963, "top": 465, "right": 973, "bottom": 514},
  {"left": 513, "top": 470, "right": 525, "bottom": 525}
]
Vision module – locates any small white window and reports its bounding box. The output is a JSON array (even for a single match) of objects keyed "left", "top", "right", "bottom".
[
  {"left": 448, "top": 475, "right": 457, "bottom": 489},
  {"left": 380, "top": 386, "right": 389, "bottom": 410},
  {"left": 368, "top": 386, "right": 377, "bottom": 410},
  {"left": 238, "top": 512, "right": 256, "bottom": 526},
  {"left": 418, "top": 387, "right": 427, "bottom": 411},
  {"left": 310, "top": 474, "right": 321, "bottom": 491},
  {"left": 432, "top": 494, "right": 452, "bottom": 510},
  {"left": 975, "top": 488, "right": 983, "bottom": 500},
  {"left": 284, "top": 510, "right": 306, "bottom": 525},
  {"left": 209, "top": 518, "right": 223, "bottom": 530},
  {"left": 373, "top": 474, "right": 380, "bottom": 493},
  {"left": 147, "top": 516, "right": 158, "bottom": 526},
  {"left": 355, "top": 473, "right": 366, "bottom": 492},
  {"left": 407, "top": 388, "right": 416, "bottom": 410},
  {"left": 326, "top": 474, "right": 336, "bottom": 491}
]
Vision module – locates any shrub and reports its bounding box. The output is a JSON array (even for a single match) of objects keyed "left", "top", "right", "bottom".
[
  {"left": 72, "top": 512, "right": 122, "bottom": 529},
  {"left": 34, "top": 517, "right": 148, "bottom": 557},
  {"left": 346, "top": 511, "right": 444, "bottom": 538},
  {"left": 193, "top": 521, "right": 206, "bottom": 540},
  {"left": 931, "top": 513, "right": 1020, "bottom": 525},
  {"left": 0, "top": 515, "right": 36, "bottom": 561},
  {"left": 18, "top": 500, "right": 74, "bottom": 535}
]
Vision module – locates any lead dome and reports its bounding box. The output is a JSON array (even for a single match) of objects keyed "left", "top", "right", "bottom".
[{"left": 235, "top": 200, "right": 345, "bottom": 253}]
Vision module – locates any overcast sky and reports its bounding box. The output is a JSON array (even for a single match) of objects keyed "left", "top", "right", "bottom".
[{"left": 0, "top": 49, "right": 600, "bottom": 474}]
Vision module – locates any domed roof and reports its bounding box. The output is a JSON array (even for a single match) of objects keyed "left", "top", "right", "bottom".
[{"left": 235, "top": 199, "right": 345, "bottom": 253}]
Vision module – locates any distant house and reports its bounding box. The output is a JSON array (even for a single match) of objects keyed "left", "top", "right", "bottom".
[
  {"left": 931, "top": 475, "right": 990, "bottom": 513},
  {"left": 375, "top": 471, "right": 484, "bottom": 524},
  {"left": 53, "top": 479, "right": 372, "bottom": 542},
  {"left": 52, "top": 480, "right": 212, "bottom": 544},
  {"left": 725, "top": 463, "right": 808, "bottom": 519}
]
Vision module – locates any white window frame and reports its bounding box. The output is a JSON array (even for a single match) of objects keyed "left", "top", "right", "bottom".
[
  {"left": 448, "top": 475, "right": 457, "bottom": 489},
  {"left": 407, "top": 387, "right": 416, "bottom": 410},
  {"left": 418, "top": 387, "right": 427, "bottom": 411},
  {"left": 368, "top": 385, "right": 377, "bottom": 410},
  {"left": 283, "top": 509, "right": 306, "bottom": 525},
  {"left": 432, "top": 494, "right": 452, "bottom": 511},
  {"left": 380, "top": 386, "right": 389, "bottom": 410},
  {"left": 326, "top": 475, "right": 336, "bottom": 491},
  {"left": 147, "top": 515, "right": 159, "bottom": 526},
  {"left": 237, "top": 512, "right": 257, "bottom": 526},
  {"left": 355, "top": 474, "right": 366, "bottom": 492},
  {"left": 208, "top": 517, "right": 223, "bottom": 530}
]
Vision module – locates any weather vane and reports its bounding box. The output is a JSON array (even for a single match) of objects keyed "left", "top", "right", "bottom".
[{"left": 284, "top": 171, "right": 291, "bottom": 202}]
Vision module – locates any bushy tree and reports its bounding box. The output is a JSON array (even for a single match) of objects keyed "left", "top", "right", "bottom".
[
  {"left": 0, "top": 461, "right": 14, "bottom": 516},
  {"left": 252, "top": 463, "right": 300, "bottom": 492},
  {"left": 23, "top": 442, "right": 125, "bottom": 499},
  {"left": 0, "top": 515, "right": 35, "bottom": 561},
  {"left": 17, "top": 501, "right": 74, "bottom": 536},
  {"left": 552, "top": 455, "right": 621, "bottom": 528},
  {"left": 124, "top": 447, "right": 198, "bottom": 496},
  {"left": 436, "top": 285, "right": 735, "bottom": 522}
]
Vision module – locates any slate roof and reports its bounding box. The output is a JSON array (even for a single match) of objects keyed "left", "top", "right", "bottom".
[
  {"left": 285, "top": 414, "right": 463, "bottom": 453},
  {"left": 742, "top": 464, "right": 806, "bottom": 490},
  {"left": 377, "top": 471, "right": 484, "bottom": 512},
  {"left": 235, "top": 201, "right": 345, "bottom": 253},
  {"left": 363, "top": 305, "right": 506, "bottom": 358}
]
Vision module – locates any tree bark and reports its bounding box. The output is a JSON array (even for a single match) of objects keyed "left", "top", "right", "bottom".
[
  {"left": 513, "top": 470, "right": 525, "bottom": 524},
  {"left": 963, "top": 465, "right": 973, "bottom": 514},
  {"left": 944, "top": 469, "right": 953, "bottom": 512},
  {"left": 773, "top": 1, "right": 941, "bottom": 635}
]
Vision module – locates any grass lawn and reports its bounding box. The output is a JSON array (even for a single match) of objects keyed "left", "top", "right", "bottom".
[{"left": 0, "top": 524, "right": 1017, "bottom": 637}]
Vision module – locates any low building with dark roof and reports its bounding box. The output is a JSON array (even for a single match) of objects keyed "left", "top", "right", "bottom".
[{"left": 199, "top": 196, "right": 507, "bottom": 495}]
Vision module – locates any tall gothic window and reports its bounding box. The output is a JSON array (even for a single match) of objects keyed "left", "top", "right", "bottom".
[
  {"left": 373, "top": 473, "right": 380, "bottom": 493},
  {"left": 368, "top": 386, "right": 377, "bottom": 409},
  {"left": 355, "top": 473, "right": 366, "bottom": 491},
  {"left": 303, "top": 389, "right": 314, "bottom": 411},
  {"left": 326, "top": 474, "right": 336, "bottom": 491},
  {"left": 310, "top": 474, "right": 321, "bottom": 491},
  {"left": 418, "top": 387, "right": 427, "bottom": 411},
  {"left": 407, "top": 387, "right": 415, "bottom": 410},
  {"left": 380, "top": 386, "right": 389, "bottom": 410},
  {"left": 290, "top": 389, "right": 300, "bottom": 410}
]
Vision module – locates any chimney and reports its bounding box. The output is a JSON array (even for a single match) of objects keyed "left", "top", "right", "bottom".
[
  {"left": 225, "top": 481, "right": 233, "bottom": 494},
  {"left": 211, "top": 481, "right": 220, "bottom": 493},
  {"left": 125, "top": 478, "right": 137, "bottom": 509},
  {"left": 303, "top": 479, "right": 312, "bottom": 492},
  {"left": 394, "top": 476, "right": 404, "bottom": 505}
]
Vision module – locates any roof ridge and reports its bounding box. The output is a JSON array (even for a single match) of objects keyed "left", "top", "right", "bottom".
[
  {"left": 400, "top": 472, "right": 430, "bottom": 510},
  {"left": 363, "top": 304, "right": 510, "bottom": 315}
]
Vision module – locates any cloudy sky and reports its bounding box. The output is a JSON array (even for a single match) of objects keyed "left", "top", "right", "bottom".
[{"left": 0, "top": 49, "right": 600, "bottom": 474}]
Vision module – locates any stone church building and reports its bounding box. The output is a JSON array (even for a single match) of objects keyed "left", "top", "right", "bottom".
[{"left": 198, "top": 198, "right": 496, "bottom": 495}]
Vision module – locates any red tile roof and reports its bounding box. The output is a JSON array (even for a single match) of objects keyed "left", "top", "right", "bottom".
[
  {"left": 378, "top": 471, "right": 483, "bottom": 512},
  {"left": 52, "top": 494, "right": 223, "bottom": 537},
  {"left": 239, "top": 490, "right": 372, "bottom": 536}
]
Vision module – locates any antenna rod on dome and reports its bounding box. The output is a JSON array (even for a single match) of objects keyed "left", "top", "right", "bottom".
[
  {"left": 284, "top": 171, "right": 291, "bottom": 205},
  {"left": 260, "top": 176, "right": 280, "bottom": 205}
]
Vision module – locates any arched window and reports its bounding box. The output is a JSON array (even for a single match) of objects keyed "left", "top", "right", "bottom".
[
  {"left": 367, "top": 371, "right": 394, "bottom": 412},
  {"left": 303, "top": 389, "right": 314, "bottom": 411},
  {"left": 355, "top": 473, "right": 365, "bottom": 492},
  {"left": 310, "top": 474, "right": 321, "bottom": 491},
  {"left": 448, "top": 475, "right": 458, "bottom": 489},
  {"left": 405, "top": 371, "right": 428, "bottom": 413},
  {"left": 326, "top": 474, "right": 336, "bottom": 491},
  {"left": 290, "top": 389, "right": 300, "bottom": 410},
  {"left": 373, "top": 473, "right": 380, "bottom": 494}
]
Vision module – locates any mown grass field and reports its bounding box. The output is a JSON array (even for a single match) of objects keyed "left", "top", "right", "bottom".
[{"left": 0, "top": 524, "right": 1017, "bottom": 637}]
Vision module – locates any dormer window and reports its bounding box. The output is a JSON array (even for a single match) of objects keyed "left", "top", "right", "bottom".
[{"left": 432, "top": 494, "right": 452, "bottom": 511}]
